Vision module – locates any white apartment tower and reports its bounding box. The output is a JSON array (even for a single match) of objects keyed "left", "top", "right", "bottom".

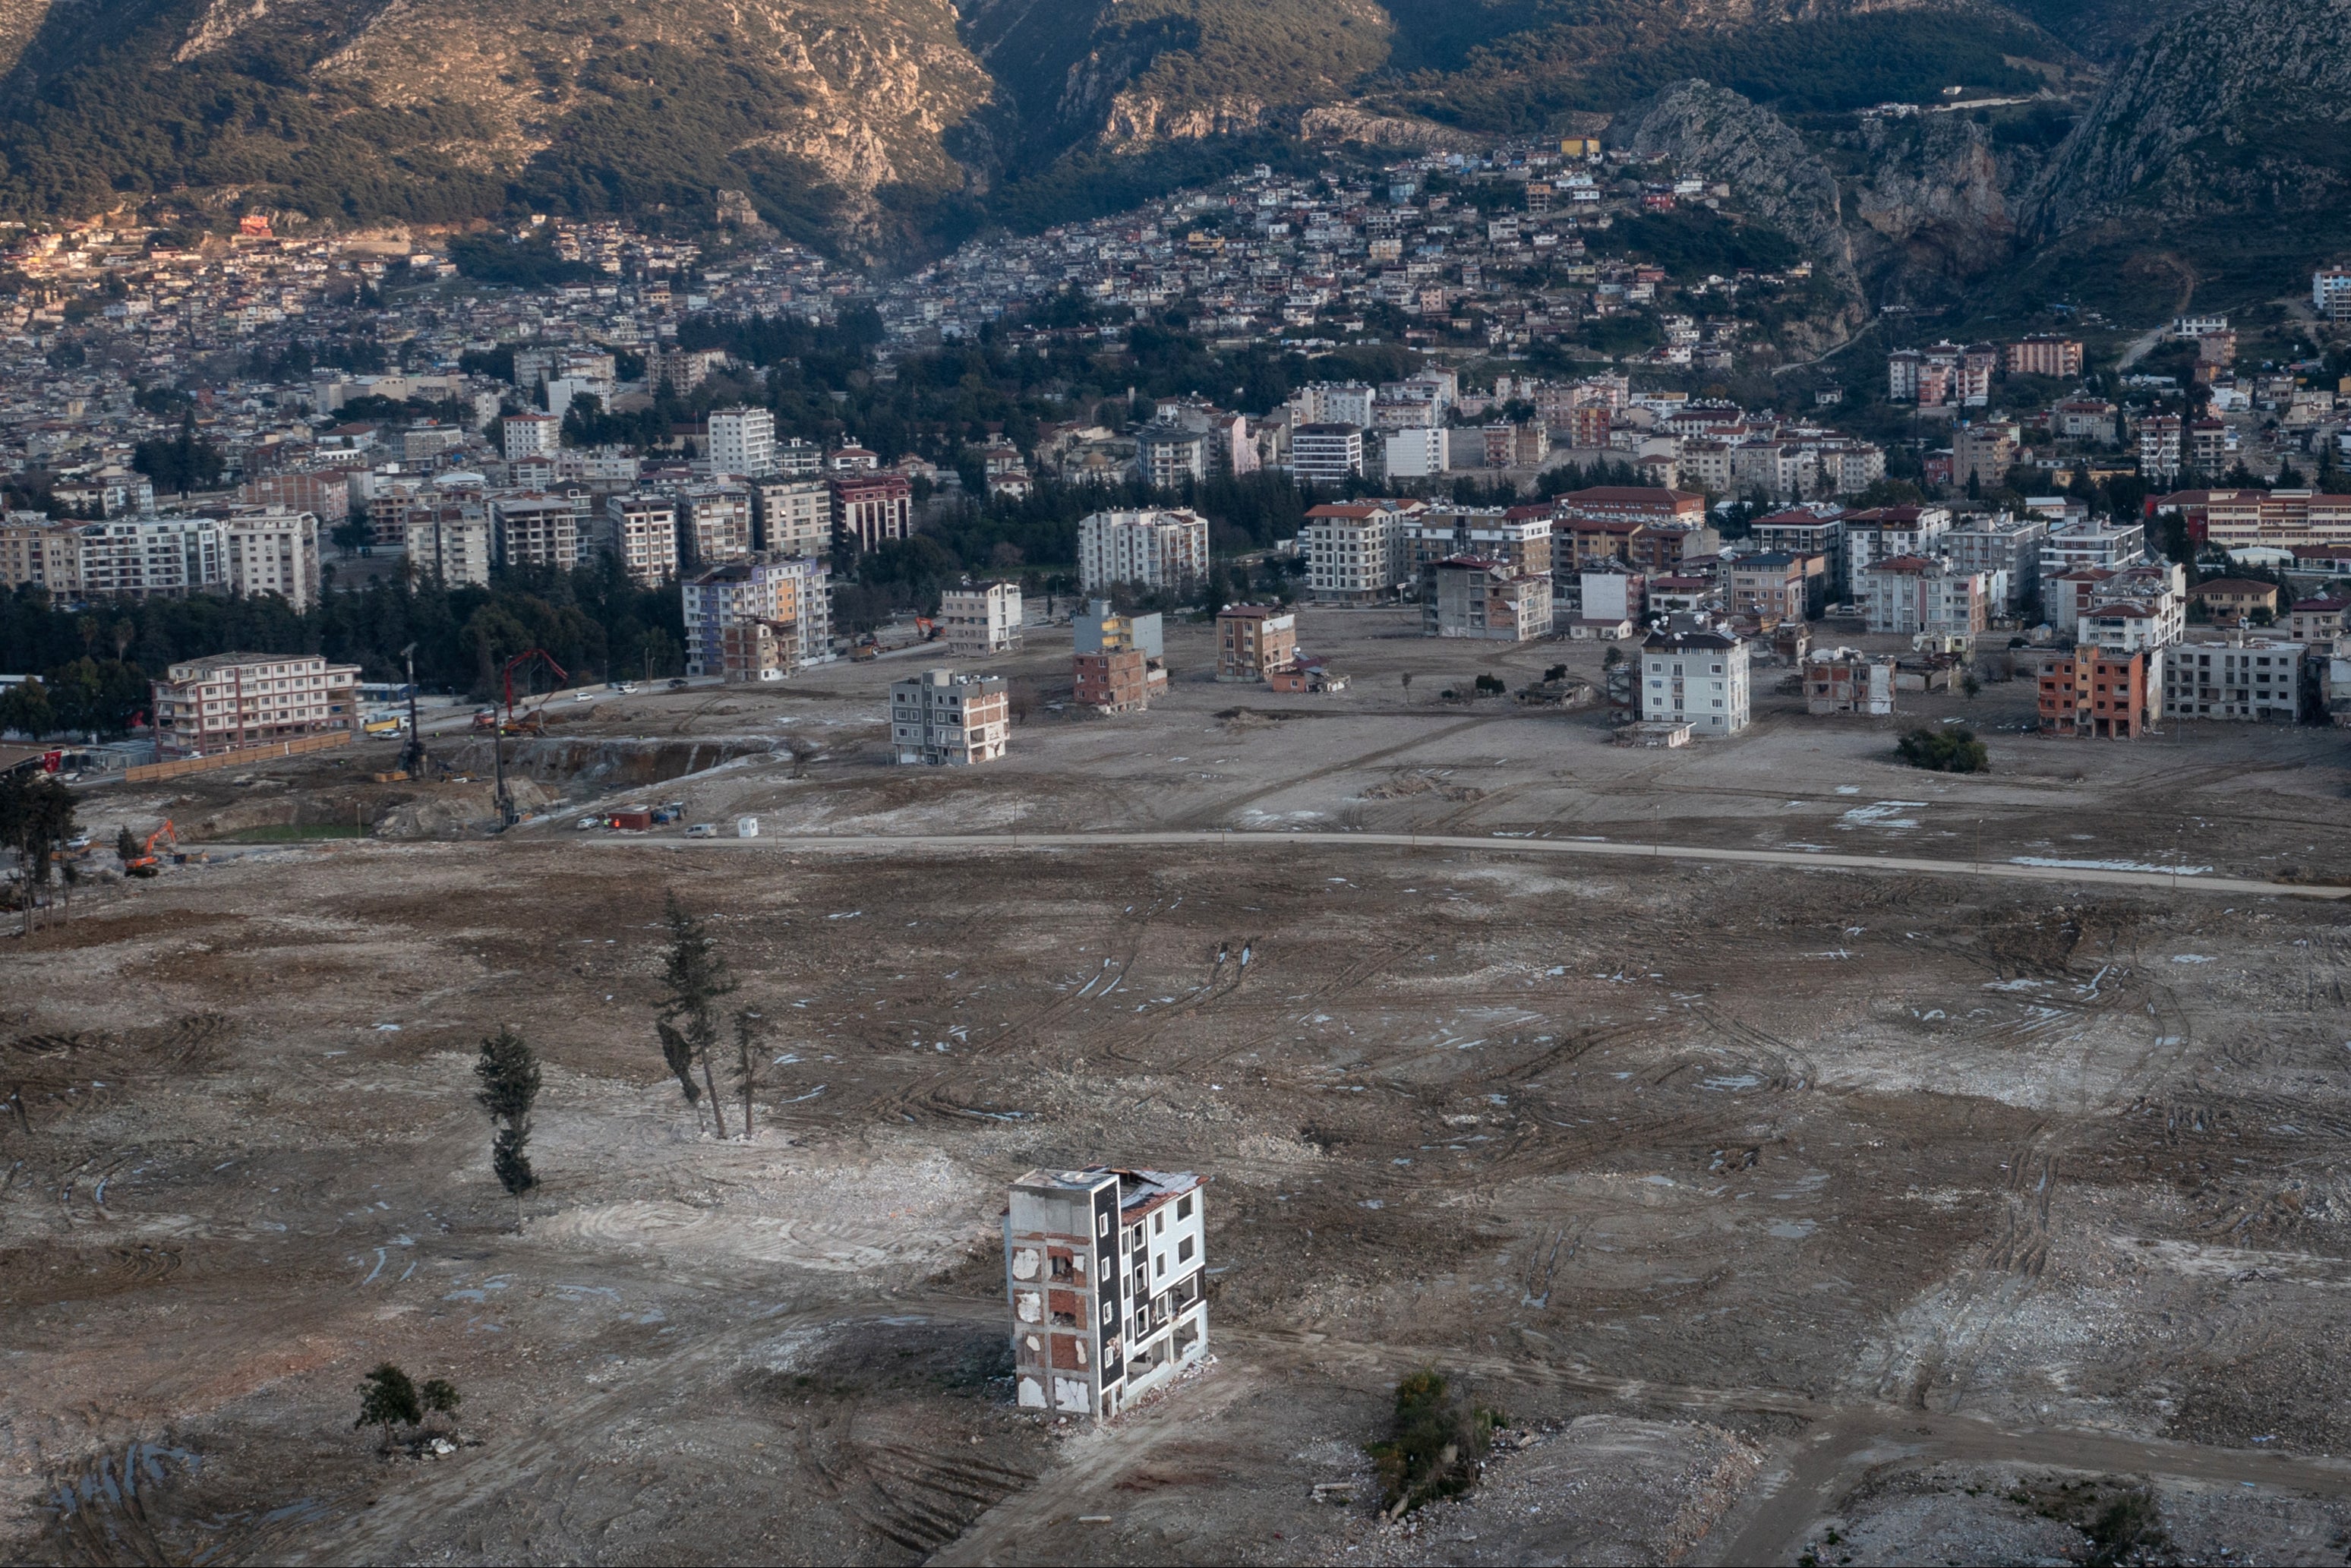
[
  {"left": 706, "top": 406, "right": 776, "bottom": 478},
  {"left": 602, "top": 494, "right": 680, "bottom": 587},
  {"left": 221, "top": 510, "right": 321, "bottom": 613},
  {"left": 1077, "top": 509, "right": 1210, "bottom": 593},
  {"left": 1005, "top": 1166, "right": 1209, "bottom": 1423},
  {"left": 501, "top": 412, "right": 563, "bottom": 462},
  {"left": 1640, "top": 628, "right": 1752, "bottom": 736}
]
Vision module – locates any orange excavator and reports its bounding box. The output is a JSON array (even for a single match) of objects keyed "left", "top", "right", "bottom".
[{"left": 125, "top": 820, "right": 178, "bottom": 878}]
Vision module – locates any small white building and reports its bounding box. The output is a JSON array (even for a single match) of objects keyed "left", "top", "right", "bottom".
[
  {"left": 1005, "top": 1166, "right": 1208, "bottom": 1423},
  {"left": 939, "top": 580, "right": 1023, "bottom": 658},
  {"left": 1640, "top": 627, "right": 1750, "bottom": 736}
]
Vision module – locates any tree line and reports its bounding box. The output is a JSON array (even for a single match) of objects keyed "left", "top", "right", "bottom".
[{"left": 0, "top": 561, "right": 684, "bottom": 737}]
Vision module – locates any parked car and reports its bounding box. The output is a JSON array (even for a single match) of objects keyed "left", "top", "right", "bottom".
[
  {"left": 667, "top": 677, "right": 690, "bottom": 689},
  {"left": 685, "top": 822, "right": 718, "bottom": 839}
]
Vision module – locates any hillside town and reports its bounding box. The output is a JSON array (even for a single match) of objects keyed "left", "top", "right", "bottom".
[{"left": 0, "top": 139, "right": 2348, "bottom": 760}]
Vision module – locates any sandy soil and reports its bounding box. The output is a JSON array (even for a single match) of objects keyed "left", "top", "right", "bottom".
[{"left": 7, "top": 606, "right": 2351, "bottom": 1565}]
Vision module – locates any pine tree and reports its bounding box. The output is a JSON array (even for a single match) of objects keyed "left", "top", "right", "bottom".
[
  {"left": 656, "top": 891, "right": 737, "bottom": 1137},
  {"left": 473, "top": 1027, "right": 541, "bottom": 1226}
]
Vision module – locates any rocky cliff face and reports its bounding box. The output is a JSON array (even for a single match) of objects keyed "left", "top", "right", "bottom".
[
  {"left": 2025, "top": 0, "right": 2351, "bottom": 237},
  {"left": 1621, "top": 80, "right": 1852, "bottom": 271}
]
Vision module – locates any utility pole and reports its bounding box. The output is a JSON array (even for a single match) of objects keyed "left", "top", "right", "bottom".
[{"left": 399, "top": 642, "right": 427, "bottom": 777}]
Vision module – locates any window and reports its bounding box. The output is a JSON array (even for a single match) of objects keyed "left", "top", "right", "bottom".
[
  {"left": 1177, "top": 1195, "right": 1192, "bottom": 1220},
  {"left": 1178, "top": 1235, "right": 1194, "bottom": 1262},
  {"left": 1153, "top": 1212, "right": 1165, "bottom": 1235},
  {"left": 1155, "top": 1254, "right": 1166, "bottom": 1278}
]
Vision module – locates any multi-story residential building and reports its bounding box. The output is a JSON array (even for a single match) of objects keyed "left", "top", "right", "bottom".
[
  {"left": 2316, "top": 266, "right": 2351, "bottom": 323},
  {"left": 2140, "top": 414, "right": 2183, "bottom": 482},
  {"left": 1005, "top": 1166, "right": 1208, "bottom": 1422},
  {"left": 1944, "top": 514, "right": 2047, "bottom": 613},
  {"left": 2006, "top": 336, "right": 2084, "bottom": 378},
  {"left": 705, "top": 406, "right": 775, "bottom": 477},
  {"left": 656, "top": 346, "right": 727, "bottom": 393},
  {"left": 680, "top": 554, "right": 831, "bottom": 677},
  {"left": 2289, "top": 594, "right": 2349, "bottom": 653},
  {"left": 1383, "top": 426, "right": 1447, "bottom": 479},
  {"left": 1840, "top": 505, "right": 1952, "bottom": 595},
  {"left": 500, "top": 412, "right": 563, "bottom": 462},
  {"left": 2039, "top": 521, "right": 2145, "bottom": 583},
  {"left": 151, "top": 651, "right": 360, "bottom": 759},
  {"left": 2186, "top": 577, "right": 2281, "bottom": 623},
  {"left": 1887, "top": 349, "right": 1923, "bottom": 403},
  {"left": 416, "top": 507, "right": 493, "bottom": 586},
  {"left": 1952, "top": 421, "right": 2019, "bottom": 491},
  {"left": 221, "top": 509, "right": 320, "bottom": 612},
  {"left": 717, "top": 619, "right": 794, "bottom": 683},
  {"left": 750, "top": 477, "right": 830, "bottom": 557},
  {"left": 674, "top": 483, "right": 753, "bottom": 566},
  {"left": 1136, "top": 423, "right": 1210, "bottom": 488},
  {"left": 1303, "top": 500, "right": 1421, "bottom": 604},
  {"left": 2074, "top": 562, "right": 2186, "bottom": 651},
  {"left": 1290, "top": 423, "right": 1366, "bottom": 484},
  {"left": 1804, "top": 648, "right": 1895, "bottom": 715},
  {"left": 2188, "top": 417, "right": 2229, "bottom": 475},
  {"left": 1576, "top": 567, "right": 1644, "bottom": 631},
  {"left": 75, "top": 517, "right": 222, "bottom": 600},
  {"left": 890, "top": 668, "right": 1009, "bottom": 765},
  {"left": 829, "top": 474, "right": 912, "bottom": 551},
  {"left": 772, "top": 439, "right": 825, "bottom": 478},
  {"left": 238, "top": 467, "right": 355, "bottom": 523},
  {"left": 1407, "top": 508, "right": 1552, "bottom": 579},
  {"left": 1726, "top": 551, "right": 1824, "bottom": 621},
  {"left": 1290, "top": 382, "right": 1374, "bottom": 427},
  {"left": 1639, "top": 627, "right": 1750, "bottom": 735},
  {"left": 1854, "top": 555, "right": 1993, "bottom": 639},
  {"left": 2041, "top": 647, "right": 2153, "bottom": 738},
  {"left": 1557, "top": 485, "right": 1707, "bottom": 529},
  {"left": 1422, "top": 557, "right": 1553, "bottom": 641},
  {"left": 2053, "top": 398, "right": 2120, "bottom": 443},
  {"left": 1749, "top": 509, "right": 1845, "bottom": 592},
  {"left": 2162, "top": 635, "right": 2305, "bottom": 722},
  {"left": 601, "top": 493, "right": 680, "bottom": 587},
  {"left": 1077, "top": 509, "right": 1210, "bottom": 593},
  {"left": 490, "top": 492, "right": 591, "bottom": 572},
  {"left": 1073, "top": 599, "right": 1166, "bottom": 714},
  {"left": 2154, "top": 489, "right": 2351, "bottom": 551},
  {"left": 1215, "top": 604, "right": 1297, "bottom": 681},
  {"left": 0, "top": 513, "right": 83, "bottom": 595},
  {"left": 939, "top": 579, "right": 1023, "bottom": 657}
]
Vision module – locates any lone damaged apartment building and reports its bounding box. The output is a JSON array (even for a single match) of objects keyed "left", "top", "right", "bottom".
[{"left": 1005, "top": 1167, "right": 1208, "bottom": 1421}]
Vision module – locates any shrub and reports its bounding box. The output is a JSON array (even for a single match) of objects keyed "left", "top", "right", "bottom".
[
  {"left": 1897, "top": 726, "right": 1989, "bottom": 773},
  {"left": 1367, "top": 1370, "right": 1504, "bottom": 1518}
]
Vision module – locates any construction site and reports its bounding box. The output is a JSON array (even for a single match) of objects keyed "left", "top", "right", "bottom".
[{"left": 8, "top": 607, "right": 2351, "bottom": 1566}]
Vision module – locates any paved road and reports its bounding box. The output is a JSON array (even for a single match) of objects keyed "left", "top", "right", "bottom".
[{"left": 583, "top": 828, "right": 2349, "bottom": 900}]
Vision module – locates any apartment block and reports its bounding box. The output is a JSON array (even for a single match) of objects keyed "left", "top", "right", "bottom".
[
  {"left": 1639, "top": 628, "right": 1750, "bottom": 736},
  {"left": 0, "top": 513, "right": 83, "bottom": 594},
  {"left": 1749, "top": 510, "right": 1845, "bottom": 592},
  {"left": 751, "top": 478, "right": 831, "bottom": 558},
  {"left": 500, "top": 412, "right": 562, "bottom": 462},
  {"left": 2040, "top": 646, "right": 2154, "bottom": 738},
  {"left": 2006, "top": 336, "right": 2084, "bottom": 378},
  {"left": 1944, "top": 514, "right": 2047, "bottom": 613},
  {"left": 1005, "top": 1166, "right": 1208, "bottom": 1422},
  {"left": 1407, "top": 508, "right": 1553, "bottom": 579},
  {"left": 1804, "top": 648, "right": 1895, "bottom": 715},
  {"left": 675, "top": 483, "right": 754, "bottom": 566},
  {"left": 1854, "top": 556, "right": 1993, "bottom": 639},
  {"left": 1840, "top": 505, "right": 1952, "bottom": 595},
  {"left": 1077, "top": 509, "right": 1210, "bottom": 593},
  {"left": 1215, "top": 604, "right": 1297, "bottom": 681},
  {"left": 417, "top": 508, "right": 493, "bottom": 586},
  {"left": 1071, "top": 600, "right": 1166, "bottom": 715},
  {"left": 889, "top": 669, "right": 1009, "bottom": 765},
  {"left": 705, "top": 406, "right": 775, "bottom": 478},
  {"left": 681, "top": 554, "right": 831, "bottom": 677},
  {"left": 2163, "top": 636, "right": 2305, "bottom": 723},
  {"left": 1290, "top": 423, "right": 1365, "bottom": 484},
  {"left": 718, "top": 620, "right": 794, "bottom": 683},
  {"left": 1136, "top": 424, "right": 1210, "bottom": 488},
  {"left": 830, "top": 475, "right": 912, "bottom": 552},
  {"left": 939, "top": 580, "right": 1023, "bottom": 657},
  {"left": 221, "top": 509, "right": 321, "bottom": 613},
  {"left": 1422, "top": 557, "right": 1553, "bottom": 641},
  {"left": 1303, "top": 500, "right": 1422, "bottom": 604},
  {"left": 491, "top": 492, "right": 591, "bottom": 571},
  {"left": 1726, "top": 551, "right": 1824, "bottom": 622},
  {"left": 601, "top": 494, "right": 680, "bottom": 586},
  {"left": 75, "top": 517, "right": 222, "bottom": 600},
  {"left": 152, "top": 651, "right": 361, "bottom": 759}
]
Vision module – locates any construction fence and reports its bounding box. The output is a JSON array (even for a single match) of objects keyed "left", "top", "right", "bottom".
[{"left": 124, "top": 729, "right": 356, "bottom": 783}]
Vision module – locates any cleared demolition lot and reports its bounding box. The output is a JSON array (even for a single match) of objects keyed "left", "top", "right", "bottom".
[{"left": 8, "top": 606, "right": 2351, "bottom": 1565}]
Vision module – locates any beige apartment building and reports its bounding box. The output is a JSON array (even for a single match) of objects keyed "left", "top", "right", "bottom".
[
  {"left": 153, "top": 651, "right": 361, "bottom": 758},
  {"left": 752, "top": 478, "right": 830, "bottom": 557},
  {"left": 890, "top": 669, "right": 1009, "bottom": 765},
  {"left": 1215, "top": 604, "right": 1297, "bottom": 680},
  {"left": 939, "top": 579, "right": 1023, "bottom": 657}
]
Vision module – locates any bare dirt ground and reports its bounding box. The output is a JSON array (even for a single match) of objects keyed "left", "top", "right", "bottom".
[{"left": 7, "top": 607, "right": 2351, "bottom": 1566}]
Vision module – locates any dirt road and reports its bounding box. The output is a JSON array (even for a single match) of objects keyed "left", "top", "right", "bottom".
[{"left": 592, "top": 827, "right": 2350, "bottom": 901}]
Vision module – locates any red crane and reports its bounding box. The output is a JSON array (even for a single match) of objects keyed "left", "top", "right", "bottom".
[{"left": 500, "top": 648, "right": 568, "bottom": 730}]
